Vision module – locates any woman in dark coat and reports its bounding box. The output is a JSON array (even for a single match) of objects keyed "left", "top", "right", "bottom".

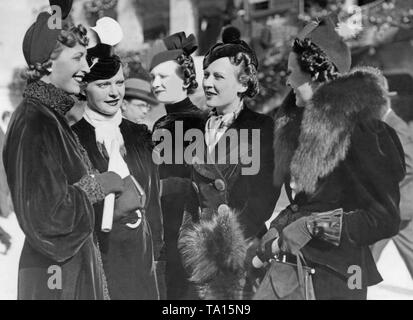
[
  {"left": 149, "top": 32, "right": 205, "bottom": 299},
  {"left": 178, "top": 27, "right": 279, "bottom": 299},
  {"left": 72, "top": 18, "right": 163, "bottom": 300},
  {"left": 3, "top": 8, "right": 124, "bottom": 300},
  {"left": 257, "top": 16, "right": 406, "bottom": 300}
]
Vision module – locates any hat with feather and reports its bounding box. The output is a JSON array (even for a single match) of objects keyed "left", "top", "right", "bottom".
[
  {"left": 83, "top": 17, "right": 124, "bottom": 83},
  {"left": 296, "top": 15, "right": 351, "bottom": 74}
]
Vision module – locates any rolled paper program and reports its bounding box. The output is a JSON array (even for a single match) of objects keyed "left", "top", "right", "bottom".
[{"left": 101, "top": 139, "right": 130, "bottom": 232}]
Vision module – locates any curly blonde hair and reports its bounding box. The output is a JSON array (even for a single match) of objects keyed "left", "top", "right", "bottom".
[
  {"left": 25, "top": 22, "right": 89, "bottom": 82},
  {"left": 229, "top": 52, "right": 259, "bottom": 99}
]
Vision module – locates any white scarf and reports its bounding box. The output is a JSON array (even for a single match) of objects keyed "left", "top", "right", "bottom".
[
  {"left": 205, "top": 102, "right": 243, "bottom": 153},
  {"left": 83, "top": 105, "right": 125, "bottom": 151}
]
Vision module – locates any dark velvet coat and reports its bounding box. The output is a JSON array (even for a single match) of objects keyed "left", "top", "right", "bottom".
[
  {"left": 3, "top": 81, "right": 106, "bottom": 300},
  {"left": 271, "top": 69, "right": 406, "bottom": 299},
  {"left": 184, "top": 106, "right": 278, "bottom": 239},
  {"left": 178, "top": 105, "right": 279, "bottom": 299},
  {"left": 72, "top": 117, "right": 163, "bottom": 300},
  {"left": 152, "top": 97, "right": 205, "bottom": 299}
]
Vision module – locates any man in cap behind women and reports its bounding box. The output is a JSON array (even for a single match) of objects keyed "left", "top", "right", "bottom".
[{"left": 121, "top": 76, "right": 158, "bottom": 125}]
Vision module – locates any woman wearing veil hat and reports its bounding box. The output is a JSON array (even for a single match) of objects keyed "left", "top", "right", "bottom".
[
  {"left": 72, "top": 17, "right": 162, "bottom": 300},
  {"left": 256, "top": 16, "right": 406, "bottom": 300},
  {"left": 3, "top": 1, "right": 124, "bottom": 299}
]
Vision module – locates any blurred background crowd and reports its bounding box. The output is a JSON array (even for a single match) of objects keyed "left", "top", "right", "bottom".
[{"left": 1, "top": 0, "right": 413, "bottom": 299}]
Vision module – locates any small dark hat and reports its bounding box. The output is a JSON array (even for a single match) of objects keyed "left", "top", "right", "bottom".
[
  {"left": 297, "top": 15, "right": 351, "bottom": 74},
  {"left": 203, "top": 26, "right": 258, "bottom": 70},
  {"left": 149, "top": 32, "right": 197, "bottom": 71},
  {"left": 84, "top": 17, "right": 123, "bottom": 82},
  {"left": 22, "top": 1, "right": 74, "bottom": 67},
  {"left": 84, "top": 44, "right": 122, "bottom": 82},
  {"left": 23, "top": 12, "right": 61, "bottom": 67}
]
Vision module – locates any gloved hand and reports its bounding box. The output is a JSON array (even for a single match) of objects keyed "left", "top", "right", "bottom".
[
  {"left": 256, "top": 227, "right": 280, "bottom": 263},
  {"left": 279, "top": 216, "right": 312, "bottom": 255},
  {"left": 95, "top": 171, "right": 124, "bottom": 195},
  {"left": 114, "top": 175, "right": 146, "bottom": 221}
]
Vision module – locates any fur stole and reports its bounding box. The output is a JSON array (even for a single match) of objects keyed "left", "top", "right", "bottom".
[
  {"left": 290, "top": 67, "right": 388, "bottom": 194},
  {"left": 273, "top": 91, "right": 304, "bottom": 189},
  {"left": 179, "top": 209, "right": 248, "bottom": 300}
]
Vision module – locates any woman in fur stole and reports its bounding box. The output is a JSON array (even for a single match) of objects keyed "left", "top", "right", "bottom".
[
  {"left": 178, "top": 27, "right": 279, "bottom": 300},
  {"left": 257, "top": 16, "right": 406, "bottom": 299}
]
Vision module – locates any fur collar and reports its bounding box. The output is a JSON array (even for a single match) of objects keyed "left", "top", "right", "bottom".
[
  {"left": 24, "top": 80, "right": 74, "bottom": 117},
  {"left": 290, "top": 67, "right": 388, "bottom": 194}
]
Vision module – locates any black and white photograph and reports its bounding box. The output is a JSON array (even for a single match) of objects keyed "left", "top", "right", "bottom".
[{"left": 0, "top": 0, "right": 413, "bottom": 305}]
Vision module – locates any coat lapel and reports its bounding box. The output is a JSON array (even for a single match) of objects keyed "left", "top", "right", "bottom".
[{"left": 199, "top": 107, "right": 252, "bottom": 180}]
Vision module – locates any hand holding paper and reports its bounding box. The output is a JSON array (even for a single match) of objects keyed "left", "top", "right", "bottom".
[{"left": 101, "top": 139, "right": 130, "bottom": 232}]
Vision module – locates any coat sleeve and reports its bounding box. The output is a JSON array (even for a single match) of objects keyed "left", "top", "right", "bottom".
[
  {"left": 385, "top": 112, "right": 413, "bottom": 221},
  {"left": 3, "top": 112, "right": 98, "bottom": 263},
  {"left": 270, "top": 122, "right": 405, "bottom": 248},
  {"left": 241, "top": 116, "right": 280, "bottom": 238},
  {"left": 341, "top": 123, "right": 405, "bottom": 246},
  {"left": 146, "top": 162, "right": 164, "bottom": 260},
  {"left": 0, "top": 129, "right": 13, "bottom": 218}
]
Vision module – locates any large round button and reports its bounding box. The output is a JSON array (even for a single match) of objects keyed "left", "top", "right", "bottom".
[
  {"left": 214, "top": 179, "right": 226, "bottom": 191},
  {"left": 217, "top": 204, "right": 230, "bottom": 215}
]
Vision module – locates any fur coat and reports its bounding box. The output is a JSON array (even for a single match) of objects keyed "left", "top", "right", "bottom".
[{"left": 271, "top": 67, "right": 406, "bottom": 297}]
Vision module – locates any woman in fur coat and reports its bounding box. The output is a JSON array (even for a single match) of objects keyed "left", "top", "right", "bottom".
[{"left": 257, "top": 17, "right": 406, "bottom": 300}]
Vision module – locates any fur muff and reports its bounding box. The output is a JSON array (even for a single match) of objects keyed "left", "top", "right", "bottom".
[
  {"left": 179, "top": 209, "right": 248, "bottom": 300},
  {"left": 290, "top": 67, "right": 389, "bottom": 194}
]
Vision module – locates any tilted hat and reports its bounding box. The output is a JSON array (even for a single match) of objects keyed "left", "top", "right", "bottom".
[
  {"left": 84, "top": 17, "right": 123, "bottom": 82},
  {"left": 124, "top": 78, "right": 158, "bottom": 105},
  {"left": 203, "top": 26, "right": 258, "bottom": 70},
  {"left": 296, "top": 15, "right": 351, "bottom": 74},
  {"left": 149, "top": 32, "right": 197, "bottom": 71},
  {"left": 22, "top": 1, "right": 73, "bottom": 67}
]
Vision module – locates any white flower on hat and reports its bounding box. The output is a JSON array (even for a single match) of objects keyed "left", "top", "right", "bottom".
[
  {"left": 336, "top": 4, "right": 363, "bottom": 40},
  {"left": 91, "top": 17, "right": 123, "bottom": 46}
]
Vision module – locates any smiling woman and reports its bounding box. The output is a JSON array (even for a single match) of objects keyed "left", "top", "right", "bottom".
[
  {"left": 25, "top": 21, "right": 90, "bottom": 95},
  {"left": 3, "top": 6, "right": 126, "bottom": 300},
  {"left": 86, "top": 68, "right": 125, "bottom": 116}
]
